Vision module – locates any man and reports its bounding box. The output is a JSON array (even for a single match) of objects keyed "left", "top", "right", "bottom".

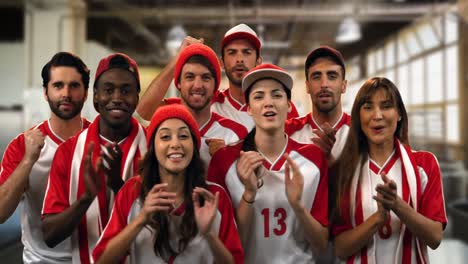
[
  {"left": 211, "top": 23, "right": 300, "bottom": 131},
  {"left": 0, "top": 52, "right": 90, "bottom": 263},
  {"left": 286, "top": 46, "right": 349, "bottom": 264},
  {"left": 145, "top": 43, "right": 248, "bottom": 167},
  {"left": 41, "top": 53, "right": 147, "bottom": 264},
  {"left": 286, "top": 46, "right": 350, "bottom": 165}
]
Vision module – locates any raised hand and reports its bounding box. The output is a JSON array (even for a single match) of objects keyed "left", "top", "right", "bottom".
[
  {"left": 205, "top": 138, "right": 226, "bottom": 157},
  {"left": 83, "top": 142, "right": 103, "bottom": 201},
  {"left": 311, "top": 122, "right": 336, "bottom": 156},
  {"left": 23, "top": 128, "right": 45, "bottom": 163},
  {"left": 284, "top": 153, "right": 304, "bottom": 210},
  {"left": 101, "top": 142, "right": 124, "bottom": 193},
  {"left": 193, "top": 187, "right": 219, "bottom": 235},
  {"left": 177, "top": 36, "right": 204, "bottom": 55},
  {"left": 140, "top": 183, "right": 176, "bottom": 224},
  {"left": 374, "top": 172, "right": 399, "bottom": 211},
  {"left": 236, "top": 151, "right": 264, "bottom": 199}
]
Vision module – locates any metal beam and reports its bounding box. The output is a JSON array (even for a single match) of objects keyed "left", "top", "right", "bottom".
[{"left": 87, "top": 3, "right": 453, "bottom": 23}]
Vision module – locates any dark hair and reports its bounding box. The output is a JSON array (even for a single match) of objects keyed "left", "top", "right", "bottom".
[
  {"left": 41, "top": 52, "right": 90, "bottom": 90},
  {"left": 179, "top": 55, "right": 218, "bottom": 88},
  {"left": 94, "top": 55, "right": 141, "bottom": 92},
  {"left": 305, "top": 55, "right": 346, "bottom": 81},
  {"left": 244, "top": 77, "right": 292, "bottom": 104},
  {"left": 335, "top": 77, "right": 409, "bottom": 212},
  {"left": 139, "top": 126, "right": 206, "bottom": 260}
]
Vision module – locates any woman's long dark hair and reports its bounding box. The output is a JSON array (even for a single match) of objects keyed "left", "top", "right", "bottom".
[
  {"left": 335, "top": 77, "right": 409, "bottom": 215},
  {"left": 139, "top": 127, "right": 207, "bottom": 260}
]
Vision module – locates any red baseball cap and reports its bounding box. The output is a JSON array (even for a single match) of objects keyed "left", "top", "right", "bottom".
[
  {"left": 94, "top": 53, "right": 141, "bottom": 91},
  {"left": 174, "top": 43, "right": 221, "bottom": 91},
  {"left": 305, "top": 46, "right": 346, "bottom": 79},
  {"left": 221, "top": 23, "right": 261, "bottom": 51}
]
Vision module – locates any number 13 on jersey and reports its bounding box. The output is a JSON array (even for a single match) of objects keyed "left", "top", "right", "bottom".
[{"left": 261, "top": 208, "right": 287, "bottom": 237}]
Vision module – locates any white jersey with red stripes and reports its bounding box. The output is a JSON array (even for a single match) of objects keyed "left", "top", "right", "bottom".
[
  {"left": 207, "top": 137, "right": 328, "bottom": 263},
  {"left": 199, "top": 112, "right": 247, "bottom": 168},
  {"left": 42, "top": 116, "right": 146, "bottom": 264},
  {"left": 92, "top": 176, "right": 244, "bottom": 264},
  {"left": 0, "top": 119, "right": 89, "bottom": 264},
  {"left": 211, "top": 89, "right": 299, "bottom": 132},
  {"left": 286, "top": 112, "right": 350, "bottom": 163},
  {"left": 332, "top": 149, "right": 447, "bottom": 264}
]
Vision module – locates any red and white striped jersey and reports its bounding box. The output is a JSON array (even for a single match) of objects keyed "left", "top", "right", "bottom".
[{"left": 207, "top": 137, "right": 328, "bottom": 263}]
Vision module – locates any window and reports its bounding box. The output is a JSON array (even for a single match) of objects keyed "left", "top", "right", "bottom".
[
  {"left": 445, "top": 13, "right": 459, "bottom": 44},
  {"left": 427, "top": 51, "right": 443, "bottom": 103},
  {"left": 446, "top": 45, "right": 458, "bottom": 101},
  {"left": 410, "top": 58, "right": 424, "bottom": 105},
  {"left": 367, "top": 51, "right": 375, "bottom": 75},
  {"left": 397, "top": 64, "right": 409, "bottom": 105},
  {"left": 385, "top": 41, "right": 395, "bottom": 68},
  {"left": 447, "top": 104, "right": 459, "bottom": 142},
  {"left": 416, "top": 23, "right": 440, "bottom": 50}
]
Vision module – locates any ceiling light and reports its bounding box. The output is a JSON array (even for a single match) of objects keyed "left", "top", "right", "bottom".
[
  {"left": 166, "top": 25, "right": 187, "bottom": 56},
  {"left": 336, "top": 17, "right": 362, "bottom": 44}
]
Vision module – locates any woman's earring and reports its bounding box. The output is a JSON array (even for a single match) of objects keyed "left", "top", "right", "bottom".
[{"left": 398, "top": 117, "right": 402, "bottom": 121}]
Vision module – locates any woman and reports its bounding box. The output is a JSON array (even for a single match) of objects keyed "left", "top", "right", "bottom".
[
  {"left": 332, "top": 77, "right": 447, "bottom": 263},
  {"left": 92, "top": 104, "right": 243, "bottom": 263},
  {"left": 208, "top": 64, "right": 329, "bottom": 263}
]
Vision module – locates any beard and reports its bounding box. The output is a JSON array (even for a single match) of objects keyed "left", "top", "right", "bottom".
[
  {"left": 48, "top": 97, "right": 84, "bottom": 120},
  {"left": 183, "top": 95, "right": 213, "bottom": 112},
  {"left": 225, "top": 70, "right": 243, "bottom": 87}
]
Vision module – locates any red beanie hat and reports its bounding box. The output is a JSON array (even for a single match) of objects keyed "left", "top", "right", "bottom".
[
  {"left": 174, "top": 43, "right": 221, "bottom": 91},
  {"left": 146, "top": 104, "right": 201, "bottom": 149}
]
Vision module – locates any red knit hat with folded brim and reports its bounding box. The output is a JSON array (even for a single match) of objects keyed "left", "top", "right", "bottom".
[
  {"left": 94, "top": 53, "right": 140, "bottom": 91},
  {"left": 146, "top": 104, "right": 201, "bottom": 150},
  {"left": 174, "top": 43, "right": 221, "bottom": 91},
  {"left": 242, "top": 63, "right": 293, "bottom": 97}
]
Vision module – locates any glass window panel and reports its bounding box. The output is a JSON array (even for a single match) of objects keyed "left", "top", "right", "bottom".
[
  {"left": 445, "top": 12, "right": 459, "bottom": 44},
  {"left": 343, "top": 82, "right": 361, "bottom": 114},
  {"left": 385, "top": 69, "right": 395, "bottom": 84},
  {"left": 405, "top": 31, "right": 422, "bottom": 57},
  {"left": 447, "top": 104, "right": 459, "bottom": 143},
  {"left": 397, "top": 35, "right": 409, "bottom": 63},
  {"left": 446, "top": 45, "right": 459, "bottom": 101},
  {"left": 385, "top": 41, "right": 395, "bottom": 68},
  {"left": 409, "top": 112, "right": 425, "bottom": 137},
  {"left": 410, "top": 58, "right": 424, "bottom": 104},
  {"left": 426, "top": 108, "right": 443, "bottom": 139},
  {"left": 376, "top": 48, "right": 384, "bottom": 71},
  {"left": 416, "top": 23, "right": 440, "bottom": 50},
  {"left": 367, "top": 51, "right": 375, "bottom": 75},
  {"left": 397, "top": 64, "right": 409, "bottom": 105},
  {"left": 432, "top": 16, "right": 443, "bottom": 41},
  {"left": 427, "top": 51, "right": 443, "bottom": 103}
]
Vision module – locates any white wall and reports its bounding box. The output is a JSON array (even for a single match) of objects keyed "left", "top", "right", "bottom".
[{"left": 0, "top": 43, "right": 25, "bottom": 107}]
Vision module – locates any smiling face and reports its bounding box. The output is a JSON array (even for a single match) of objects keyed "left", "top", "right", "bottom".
[
  {"left": 247, "top": 79, "right": 291, "bottom": 133},
  {"left": 93, "top": 68, "right": 139, "bottom": 130},
  {"left": 360, "top": 88, "right": 400, "bottom": 150},
  {"left": 178, "top": 62, "right": 215, "bottom": 112},
  {"left": 44, "top": 66, "right": 87, "bottom": 120},
  {"left": 154, "top": 118, "right": 194, "bottom": 176},
  {"left": 305, "top": 57, "right": 346, "bottom": 114}
]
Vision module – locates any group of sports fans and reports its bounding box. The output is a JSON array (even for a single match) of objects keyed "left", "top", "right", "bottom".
[{"left": 0, "top": 23, "right": 447, "bottom": 264}]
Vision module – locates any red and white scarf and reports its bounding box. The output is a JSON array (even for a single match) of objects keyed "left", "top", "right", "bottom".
[
  {"left": 68, "top": 116, "right": 147, "bottom": 264},
  {"left": 349, "top": 139, "right": 428, "bottom": 264}
]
